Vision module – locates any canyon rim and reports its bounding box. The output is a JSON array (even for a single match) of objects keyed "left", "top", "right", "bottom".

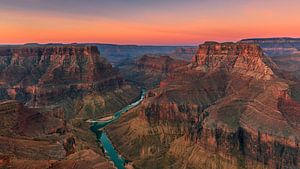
[{"left": 0, "top": 0, "right": 300, "bottom": 169}]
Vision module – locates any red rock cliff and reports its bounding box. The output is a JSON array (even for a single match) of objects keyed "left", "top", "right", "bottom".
[
  {"left": 0, "top": 45, "right": 123, "bottom": 105},
  {"left": 106, "top": 42, "right": 300, "bottom": 169},
  {"left": 192, "top": 42, "right": 275, "bottom": 80}
]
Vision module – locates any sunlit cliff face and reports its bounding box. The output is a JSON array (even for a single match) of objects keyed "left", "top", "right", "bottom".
[{"left": 0, "top": 0, "right": 300, "bottom": 45}]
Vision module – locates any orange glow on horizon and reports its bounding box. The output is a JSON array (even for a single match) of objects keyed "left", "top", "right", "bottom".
[{"left": 1, "top": 1, "right": 300, "bottom": 45}]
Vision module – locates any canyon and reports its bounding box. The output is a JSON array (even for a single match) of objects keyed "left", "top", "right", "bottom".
[
  {"left": 84, "top": 44, "right": 196, "bottom": 65},
  {"left": 0, "top": 45, "right": 124, "bottom": 105},
  {"left": 106, "top": 42, "right": 300, "bottom": 169},
  {"left": 118, "top": 55, "right": 189, "bottom": 88},
  {"left": 0, "top": 45, "right": 140, "bottom": 169},
  {"left": 0, "top": 40, "right": 299, "bottom": 169}
]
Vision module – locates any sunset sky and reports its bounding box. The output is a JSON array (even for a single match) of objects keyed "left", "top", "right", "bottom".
[{"left": 0, "top": 0, "right": 299, "bottom": 45}]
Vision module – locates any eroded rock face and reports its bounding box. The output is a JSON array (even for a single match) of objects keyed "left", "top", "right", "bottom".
[
  {"left": 106, "top": 42, "right": 300, "bottom": 169},
  {"left": 0, "top": 100, "right": 65, "bottom": 137},
  {"left": 192, "top": 42, "right": 275, "bottom": 80},
  {"left": 0, "top": 45, "right": 123, "bottom": 106},
  {"left": 0, "top": 100, "right": 66, "bottom": 161},
  {"left": 0, "top": 45, "right": 139, "bottom": 169},
  {"left": 0, "top": 98, "right": 120, "bottom": 169}
]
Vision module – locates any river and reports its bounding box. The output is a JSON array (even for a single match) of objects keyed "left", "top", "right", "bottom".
[{"left": 90, "top": 89, "right": 146, "bottom": 169}]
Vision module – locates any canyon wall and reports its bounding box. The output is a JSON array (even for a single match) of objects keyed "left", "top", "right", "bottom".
[
  {"left": 0, "top": 45, "right": 124, "bottom": 106},
  {"left": 107, "top": 42, "right": 300, "bottom": 169},
  {"left": 0, "top": 44, "right": 140, "bottom": 168}
]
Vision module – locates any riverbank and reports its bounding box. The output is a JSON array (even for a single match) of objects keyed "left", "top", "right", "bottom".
[
  {"left": 89, "top": 89, "right": 146, "bottom": 169},
  {"left": 86, "top": 115, "right": 114, "bottom": 123}
]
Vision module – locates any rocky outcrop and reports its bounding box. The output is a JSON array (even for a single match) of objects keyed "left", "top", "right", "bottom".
[
  {"left": 0, "top": 86, "right": 119, "bottom": 169},
  {"left": 192, "top": 42, "right": 275, "bottom": 80},
  {"left": 0, "top": 100, "right": 65, "bottom": 137},
  {"left": 0, "top": 44, "right": 140, "bottom": 169},
  {"left": 0, "top": 45, "right": 123, "bottom": 106},
  {"left": 0, "top": 100, "right": 66, "bottom": 162},
  {"left": 106, "top": 42, "right": 300, "bottom": 169}
]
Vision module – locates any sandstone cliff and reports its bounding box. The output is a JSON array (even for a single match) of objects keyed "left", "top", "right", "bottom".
[
  {"left": 0, "top": 44, "right": 140, "bottom": 169},
  {"left": 0, "top": 45, "right": 123, "bottom": 106},
  {"left": 192, "top": 42, "right": 276, "bottom": 80},
  {"left": 106, "top": 42, "right": 300, "bottom": 169},
  {"left": 0, "top": 100, "right": 115, "bottom": 169}
]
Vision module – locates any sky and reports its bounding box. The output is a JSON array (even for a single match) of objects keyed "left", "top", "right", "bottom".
[{"left": 0, "top": 0, "right": 299, "bottom": 45}]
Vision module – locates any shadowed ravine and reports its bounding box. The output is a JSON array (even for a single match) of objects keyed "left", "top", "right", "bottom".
[{"left": 90, "top": 89, "right": 146, "bottom": 169}]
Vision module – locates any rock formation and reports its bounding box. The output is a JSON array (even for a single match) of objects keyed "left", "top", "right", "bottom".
[
  {"left": 106, "top": 42, "right": 300, "bottom": 169},
  {"left": 118, "top": 55, "right": 189, "bottom": 88},
  {"left": 0, "top": 99, "right": 116, "bottom": 169},
  {"left": 0, "top": 45, "right": 125, "bottom": 106},
  {"left": 0, "top": 44, "right": 140, "bottom": 168},
  {"left": 192, "top": 42, "right": 275, "bottom": 80}
]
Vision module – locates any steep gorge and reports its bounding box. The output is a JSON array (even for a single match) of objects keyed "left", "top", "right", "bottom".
[
  {"left": 0, "top": 45, "right": 140, "bottom": 169},
  {"left": 106, "top": 42, "right": 300, "bottom": 169}
]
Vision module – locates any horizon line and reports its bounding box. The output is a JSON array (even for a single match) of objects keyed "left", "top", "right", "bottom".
[{"left": 0, "top": 36, "right": 299, "bottom": 46}]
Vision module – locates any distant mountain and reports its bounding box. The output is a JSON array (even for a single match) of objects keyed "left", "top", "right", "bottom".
[
  {"left": 0, "top": 43, "right": 197, "bottom": 66},
  {"left": 118, "top": 55, "right": 189, "bottom": 88},
  {"left": 83, "top": 43, "right": 196, "bottom": 65},
  {"left": 240, "top": 37, "right": 300, "bottom": 57}
]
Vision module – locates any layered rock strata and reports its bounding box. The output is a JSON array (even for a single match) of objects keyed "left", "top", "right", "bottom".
[{"left": 107, "top": 42, "right": 300, "bottom": 169}]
